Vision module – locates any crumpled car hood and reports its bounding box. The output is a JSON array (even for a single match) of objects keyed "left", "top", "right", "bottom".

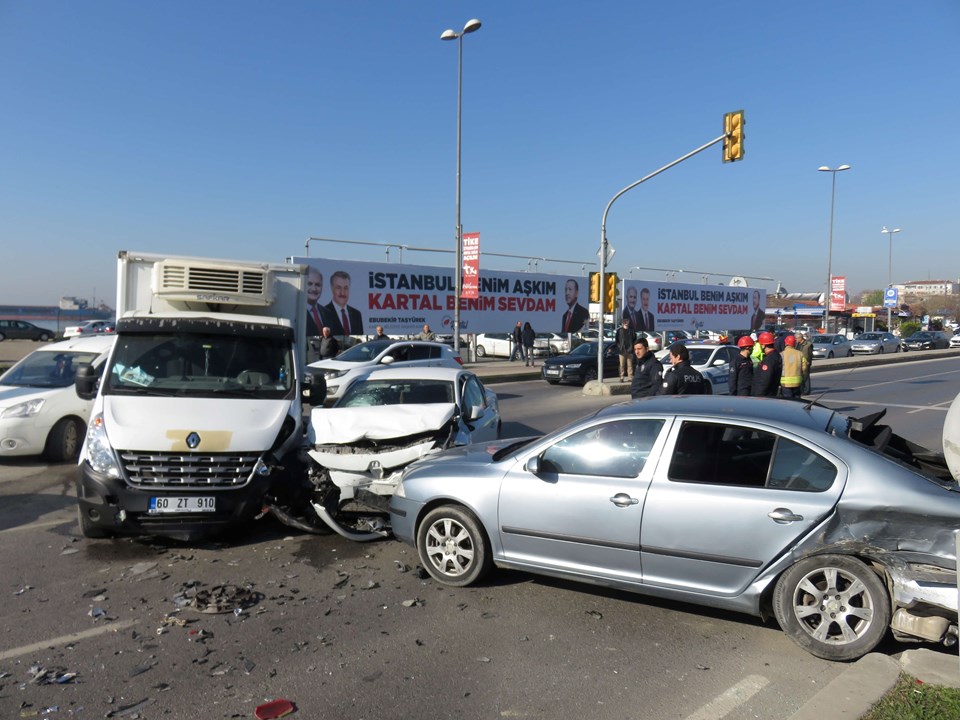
[{"left": 309, "top": 404, "right": 456, "bottom": 445}]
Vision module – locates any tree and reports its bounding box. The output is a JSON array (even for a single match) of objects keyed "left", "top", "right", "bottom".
[{"left": 861, "top": 289, "right": 883, "bottom": 305}]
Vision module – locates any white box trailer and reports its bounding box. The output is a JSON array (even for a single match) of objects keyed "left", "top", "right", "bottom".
[{"left": 75, "top": 251, "right": 322, "bottom": 540}]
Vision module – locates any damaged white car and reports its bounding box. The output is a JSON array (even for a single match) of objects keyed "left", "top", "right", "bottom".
[{"left": 268, "top": 367, "right": 500, "bottom": 540}]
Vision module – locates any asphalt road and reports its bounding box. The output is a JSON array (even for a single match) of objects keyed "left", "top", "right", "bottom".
[{"left": 1, "top": 356, "right": 958, "bottom": 719}]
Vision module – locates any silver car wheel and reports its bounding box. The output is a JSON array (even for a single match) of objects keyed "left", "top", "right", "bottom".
[
  {"left": 774, "top": 554, "right": 890, "bottom": 661},
  {"left": 417, "top": 505, "right": 492, "bottom": 587}
]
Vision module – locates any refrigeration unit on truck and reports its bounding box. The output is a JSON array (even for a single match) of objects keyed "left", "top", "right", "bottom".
[{"left": 74, "top": 251, "right": 324, "bottom": 540}]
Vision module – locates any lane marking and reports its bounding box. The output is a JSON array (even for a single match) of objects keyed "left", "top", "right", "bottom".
[
  {"left": 0, "top": 620, "right": 137, "bottom": 662},
  {"left": 683, "top": 674, "right": 769, "bottom": 720}
]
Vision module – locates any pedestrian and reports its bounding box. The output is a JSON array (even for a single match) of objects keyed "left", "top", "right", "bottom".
[
  {"left": 510, "top": 321, "right": 524, "bottom": 362},
  {"left": 630, "top": 337, "right": 661, "bottom": 399},
  {"left": 751, "top": 331, "right": 782, "bottom": 397},
  {"left": 521, "top": 321, "right": 536, "bottom": 367},
  {"left": 729, "top": 335, "right": 755, "bottom": 396},
  {"left": 779, "top": 334, "right": 808, "bottom": 400},
  {"left": 374, "top": 325, "right": 389, "bottom": 340},
  {"left": 318, "top": 326, "right": 340, "bottom": 359},
  {"left": 660, "top": 342, "right": 709, "bottom": 395},
  {"left": 796, "top": 332, "right": 814, "bottom": 394},
  {"left": 615, "top": 319, "right": 636, "bottom": 381},
  {"left": 417, "top": 324, "right": 436, "bottom": 341}
]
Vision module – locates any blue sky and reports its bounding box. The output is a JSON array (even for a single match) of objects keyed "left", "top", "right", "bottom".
[{"left": 1, "top": 1, "right": 957, "bottom": 306}]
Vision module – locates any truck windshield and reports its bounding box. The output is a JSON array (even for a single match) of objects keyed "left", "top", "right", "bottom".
[{"left": 104, "top": 333, "right": 293, "bottom": 399}]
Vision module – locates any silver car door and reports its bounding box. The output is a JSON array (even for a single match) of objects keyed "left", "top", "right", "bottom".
[
  {"left": 460, "top": 376, "right": 498, "bottom": 441},
  {"left": 640, "top": 418, "right": 845, "bottom": 597},
  {"left": 498, "top": 418, "right": 668, "bottom": 584}
]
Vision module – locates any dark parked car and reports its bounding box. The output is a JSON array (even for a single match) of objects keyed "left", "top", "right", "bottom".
[
  {"left": 902, "top": 331, "right": 950, "bottom": 351},
  {"left": 390, "top": 396, "right": 960, "bottom": 662},
  {"left": 540, "top": 341, "right": 619, "bottom": 385},
  {"left": 0, "top": 320, "right": 52, "bottom": 342}
]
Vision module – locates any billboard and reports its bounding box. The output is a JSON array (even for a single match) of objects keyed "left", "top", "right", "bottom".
[
  {"left": 461, "top": 232, "right": 480, "bottom": 300},
  {"left": 620, "top": 280, "right": 768, "bottom": 333},
  {"left": 293, "top": 257, "right": 585, "bottom": 337},
  {"left": 294, "top": 256, "right": 768, "bottom": 337}
]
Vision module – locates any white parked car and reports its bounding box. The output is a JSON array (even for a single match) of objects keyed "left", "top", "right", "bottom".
[
  {"left": 63, "top": 320, "right": 114, "bottom": 338},
  {"left": 307, "top": 339, "right": 462, "bottom": 402},
  {"left": 0, "top": 335, "right": 115, "bottom": 460},
  {"left": 811, "top": 333, "right": 853, "bottom": 359},
  {"left": 474, "top": 332, "right": 513, "bottom": 358},
  {"left": 949, "top": 333, "right": 960, "bottom": 349},
  {"left": 654, "top": 342, "right": 738, "bottom": 394}
]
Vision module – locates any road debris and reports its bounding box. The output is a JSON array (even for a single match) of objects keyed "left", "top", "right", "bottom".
[{"left": 254, "top": 698, "right": 296, "bottom": 719}]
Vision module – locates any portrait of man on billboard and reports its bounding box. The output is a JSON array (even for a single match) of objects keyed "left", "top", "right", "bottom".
[
  {"left": 306, "top": 266, "right": 324, "bottom": 337},
  {"left": 636, "top": 287, "right": 655, "bottom": 333},
  {"left": 750, "top": 289, "right": 765, "bottom": 331},
  {"left": 560, "top": 278, "right": 589, "bottom": 334},
  {"left": 322, "top": 270, "right": 364, "bottom": 336}
]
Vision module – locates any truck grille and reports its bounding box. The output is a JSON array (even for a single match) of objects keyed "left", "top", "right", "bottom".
[{"left": 119, "top": 451, "right": 260, "bottom": 489}]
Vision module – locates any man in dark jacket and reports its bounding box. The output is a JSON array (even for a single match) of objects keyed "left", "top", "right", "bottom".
[
  {"left": 630, "top": 337, "right": 661, "bottom": 399},
  {"left": 660, "top": 343, "right": 709, "bottom": 395},
  {"left": 510, "top": 321, "right": 524, "bottom": 362},
  {"left": 615, "top": 319, "right": 636, "bottom": 381},
  {"left": 751, "top": 331, "right": 782, "bottom": 397},
  {"left": 318, "top": 327, "right": 340, "bottom": 360},
  {"left": 729, "top": 335, "right": 754, "bottom": 395}
]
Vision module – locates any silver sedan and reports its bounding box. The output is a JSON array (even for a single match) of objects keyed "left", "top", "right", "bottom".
[
  {"left": 390, "top": 396, "right": 959, "bottom": 662},
  {"left": 849, "top": 332, "right": 900, "bottom": 355}
]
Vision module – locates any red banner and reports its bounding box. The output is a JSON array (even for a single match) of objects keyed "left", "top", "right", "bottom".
[
  {"left": 830, "top": 275, "right": 846, "bottom": 312},
  {"left": 461, "top": 232, "right": 480, "bottom": 300}
]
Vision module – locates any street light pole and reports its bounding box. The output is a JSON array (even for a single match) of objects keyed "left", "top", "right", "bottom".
[
  {"left": 818, "top": 164, "right": 851, "bottom": 332},
  {"left": 881, "top": 226, "right": 901, "bottom": 330},
  {"left": 441, "top": 18, "right": 481, "bottom": 355}
]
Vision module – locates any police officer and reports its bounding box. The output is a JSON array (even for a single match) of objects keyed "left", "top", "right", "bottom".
[
  {"left": 660, "top": 342, "right": 709, "bottom": 395},
  {"left": 729, "top": 335, "right": 755, "bottom": 396},
  {"left": 630, "top": 337, "right": 662, "bottom": 399},
  {"left": 752, "top": 331, "right": 782, "bottom": 397}
]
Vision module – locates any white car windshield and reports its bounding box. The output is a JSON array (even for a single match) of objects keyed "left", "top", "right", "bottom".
[
  {"left": 338, "top": 379, "right": 454, "bottom": 407},
  {"left": 336, "top": 340, "right": 393, "bottom": 363},
  {"left": 1, "top": 350, "right": 102, "bottom": 389}
]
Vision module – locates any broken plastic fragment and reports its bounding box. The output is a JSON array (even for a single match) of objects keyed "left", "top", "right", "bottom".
[
  {"left": 88, "top": 607, "right": 105, "bottom": 620},
  {"left": 254, "top": 698, "right": 295, "bottom": 719}
]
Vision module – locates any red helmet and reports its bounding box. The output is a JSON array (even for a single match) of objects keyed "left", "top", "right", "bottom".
[
  {"left": 757, "top": 331, "right": 775, "bottom": 346},
  {"left": 736, "top": 335, "right": 754, "bottom": 348},
  {"left": 784, "top": 334, "right": 796, "bottom": 346}
]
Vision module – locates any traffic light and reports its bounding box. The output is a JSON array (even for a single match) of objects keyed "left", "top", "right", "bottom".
[
  {"left": 723, "top": 109, "right": 745, "bottom": 162},
  {"left": 589, "top": 272, "right": 601, "bottom": 303},
  {"left": 604, "top": 273, "right": 619, "bottom": 314}
]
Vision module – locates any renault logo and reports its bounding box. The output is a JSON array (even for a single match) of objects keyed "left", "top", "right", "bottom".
[{"left": 186, "top": 432, "right": 201, "bottom": 449}]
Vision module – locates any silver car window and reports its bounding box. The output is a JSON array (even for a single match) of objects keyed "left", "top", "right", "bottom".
[{"left": 541, "top": 419, "right": 665, "bottom": 478}]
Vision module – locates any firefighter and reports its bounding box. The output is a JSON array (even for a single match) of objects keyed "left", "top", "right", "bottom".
[
  {"left": 779, "top": 334, "right": 808, "bottom": 399},
  {"left": 729, "top": 335, "right": 755, "bottom": 396},
  {"left": 751, "top": 331, "right": 782, "bottom": 397}
]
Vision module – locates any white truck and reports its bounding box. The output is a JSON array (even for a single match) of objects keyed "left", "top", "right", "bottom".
[{"left": 75, "top": 251, "right": 324, "bottom": 540}]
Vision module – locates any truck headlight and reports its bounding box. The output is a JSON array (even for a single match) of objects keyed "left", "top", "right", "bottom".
[
  {"left": 0, "top": 398, "right": 45, "bottom": 418},
  {"left": 85, "top": 413, "right": 121, "bottom": 478}
]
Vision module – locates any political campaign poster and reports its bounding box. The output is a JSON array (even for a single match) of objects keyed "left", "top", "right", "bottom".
[
  {"left": 461, "top": 232, "right": 480, "bottom": 300},
  {"left": 830, "top": 276, "right": 846, "bottom": 313},
  {"left": 620, "top": 280, "right": 768, "bottom": 333}
]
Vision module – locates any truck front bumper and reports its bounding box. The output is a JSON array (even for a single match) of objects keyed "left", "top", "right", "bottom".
[{"left": 76, "top": 461, "right": 275, "bottom": 541}]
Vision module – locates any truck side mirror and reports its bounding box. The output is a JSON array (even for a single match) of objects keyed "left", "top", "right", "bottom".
[
  {"left": 303, "top": 371, "right": 327, "bottom": 407},
  {"left": 75, "top": 363, "right": 99, "bottom": 401}
]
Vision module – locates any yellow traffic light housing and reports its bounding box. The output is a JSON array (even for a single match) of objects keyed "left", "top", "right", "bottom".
[
  {"left": 604, "top": 273, "right": 619, "bottom": 314},
  {"left": 723, "top": 110, "right": 745, "bottom": 163},
  {"left": 589, "top": 272, "right": 601, "bottom": 303}
]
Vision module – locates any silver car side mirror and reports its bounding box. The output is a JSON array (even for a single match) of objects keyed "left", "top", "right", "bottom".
[{"left": 526, "top": 455, "right": 541, "bottom": 475}]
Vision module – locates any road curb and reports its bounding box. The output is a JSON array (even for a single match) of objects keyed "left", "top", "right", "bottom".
[{"left": 787, "top": 653, "right": 901, "bottom": 720}]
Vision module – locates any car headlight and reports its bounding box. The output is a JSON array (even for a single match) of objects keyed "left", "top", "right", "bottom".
[
  {"left": 0, "top": 398, "right": 45, "bottom": 419},
  {"left": 566, "top": 363, "right": 581, "bottom": 369},
  {"left": 324, "top": 369, "right": 345, "bottom": 380},
  {"left": 85, "top": 413, "right": 121, "bottom": 478}
]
